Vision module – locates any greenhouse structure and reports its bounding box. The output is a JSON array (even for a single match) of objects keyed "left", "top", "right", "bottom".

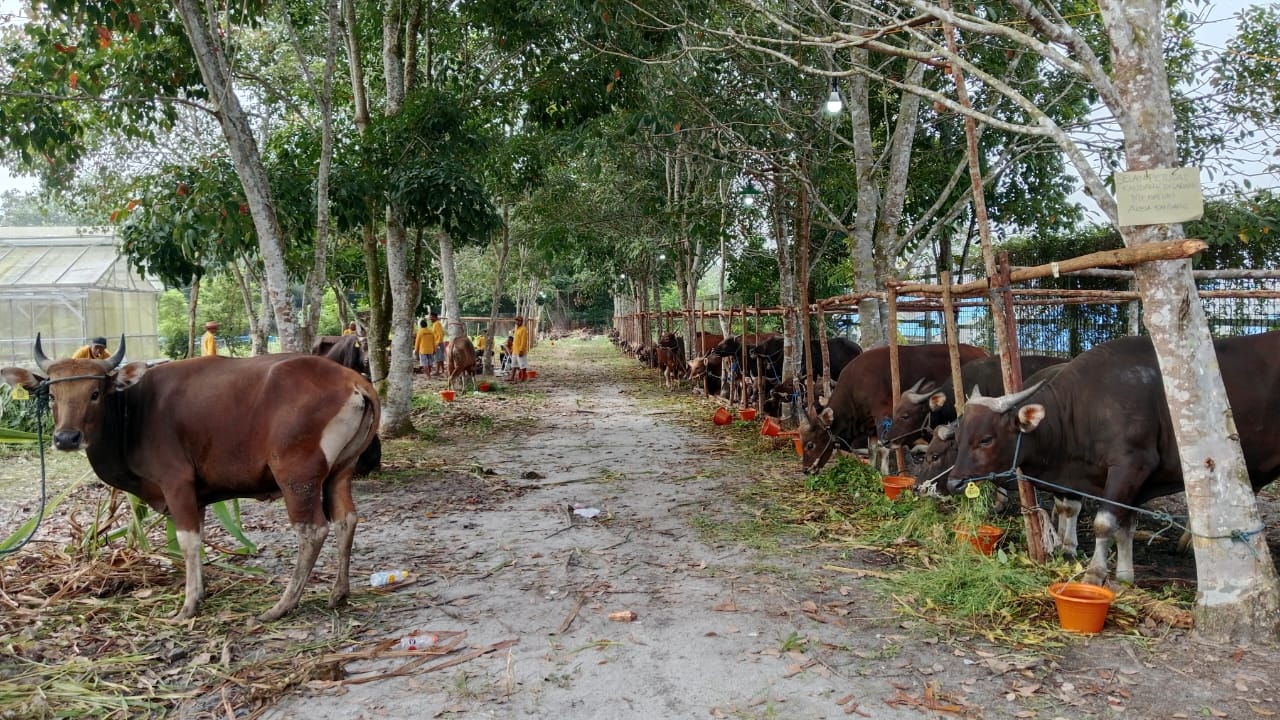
[{"left": 0, "top": 226, "right": 163, "bottom": 367}]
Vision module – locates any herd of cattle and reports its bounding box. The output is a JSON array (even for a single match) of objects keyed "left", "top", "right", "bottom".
[
  {"left": 614, "top": 326, "right": 1280, "bottom": 589},
  {"left": 1, "top": 323, "right": 1274, "bottom": 621}
]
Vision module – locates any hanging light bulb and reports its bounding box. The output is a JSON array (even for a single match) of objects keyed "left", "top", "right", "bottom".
[
  {"left": 825, "top": 79, "right": 842, "bottom": 114},
  {"left": 739, "top": 182, "right": 763, "bottom": 206}
]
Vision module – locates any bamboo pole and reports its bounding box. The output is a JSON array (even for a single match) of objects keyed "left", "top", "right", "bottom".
[
  {"left": 886, "top": 287, "right": 905, "bottom": 474},
  {"left": 747, "top": 293, "right": 757, "bottom": 409},
  {"left": 893, "top": 239, "right": 1208, "bottom": 296},
  {"left": 998, "top": 253, "right": 1046, "bottom": 565},
  {"left": 818, "top": 309, "right": 832, "bottom": 407},
  {"left": 941, "top": 271, "right": 965, "bottom": 413}
]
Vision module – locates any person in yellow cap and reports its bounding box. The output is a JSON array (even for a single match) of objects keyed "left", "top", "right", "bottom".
[
  {"left": 202, "top": 321, "right": 220, "bottom": 356},
  {"left": 72, "top": 336, "right": 111, "bottom": 360},
  {"left": 342, "top": 321, "right": 358, "bottom": 336},
  {"left": 508, "top": 315, "right": 530, "bottom": 381}
]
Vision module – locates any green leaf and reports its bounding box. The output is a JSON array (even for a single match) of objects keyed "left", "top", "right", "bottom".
[
  {"left": 0, "top": 427, "right": 39, "bottom": 443},
  {"left": 210, "top": 499, "right": 258, "bottom": 554}
]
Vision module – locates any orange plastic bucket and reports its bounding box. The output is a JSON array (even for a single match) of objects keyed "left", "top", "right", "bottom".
[
  {"left": 440, "top": 389, "right": 456, "bottom": 402},
  {"left": 477, "top": 382, "right": 492, "bottom": 392},
  {"left": 527, "top": 370, "right": 538, "bottom": 379},
  {"left": 760, "top": 416, "right": 781, "bottom": 437},
  {"left": 1048, "top": 582, "right": 1115, "bottom": 633},
  {"left": 713, "top": 407, "right": 733, "bottom": 425},
  {"left": 792, "top": 437, "right": 803, "bottom": 457},
  {"left": 739, "top": 408, "right": 757, "bottom": 421},
  {"left": 881, "top": 475, "right": 914, "bottom": 500},
  {"left": 955, "top": 524, "right": 1004, "bottom": 555}
]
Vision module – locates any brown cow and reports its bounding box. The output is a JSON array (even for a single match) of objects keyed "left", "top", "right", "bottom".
[
  {"left": 2, "top": 335, "right": 380, "bottom": 622},
  {"left": 447, "top": 335, "right": 478, "bottom": 390},
  {"left": 798, "top": 343, "right": 990, "bottom": 474}
]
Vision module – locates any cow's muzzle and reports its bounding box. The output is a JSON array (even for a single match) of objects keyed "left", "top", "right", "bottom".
[{"left": 53, "top": 430, "right": 83, "bottom": 450}]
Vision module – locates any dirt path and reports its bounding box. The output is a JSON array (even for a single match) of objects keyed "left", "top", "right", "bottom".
[{"left": 256, "top": 340, "right": 933, "bottom": 719}]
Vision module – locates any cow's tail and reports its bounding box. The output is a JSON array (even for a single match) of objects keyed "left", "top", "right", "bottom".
[{"left": 351, "top": 384, "right": 381, "bottom": 476}]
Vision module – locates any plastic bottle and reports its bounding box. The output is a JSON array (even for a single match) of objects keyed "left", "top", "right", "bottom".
[
  {"left": 369, "top": 569, "right": 410, "bottom": 587},
  {"left": 397, "top": 633, "right": 438, "bottom": 651}
]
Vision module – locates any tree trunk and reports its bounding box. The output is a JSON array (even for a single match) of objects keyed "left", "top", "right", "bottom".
[
  {"left": 187, "top": 275, "right": 201, "bottom": 359},
  {"left": 484, "top": 204, "right": 512, "bottom": 375},
  {"left": 378, "top": 0, "right": 415, "bottom": 436},
  {"left": 845, "top": 50, "right": 887, "bottom": 349},
  {"left": 362, "top": 220, "right": 389, "bottom": 383},
  {"left": 229, "top": 260, "right": 262, "bottom": 354},
  {"left": 1099, "top": 0, "right": 1279, "bottom": 642},
  {"left": 439, "top": 230, "right": 462, "bottom": 338},
  {"left": 174, "top": 0, "right": 299, "bottom": 351}
]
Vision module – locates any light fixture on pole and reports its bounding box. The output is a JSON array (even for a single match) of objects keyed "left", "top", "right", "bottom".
[
  {"left": 739, "top": 182, "right": 763, "bottom": 206},
  {"left": 824, "top": 79, "right": 842, "bottom": 114}
]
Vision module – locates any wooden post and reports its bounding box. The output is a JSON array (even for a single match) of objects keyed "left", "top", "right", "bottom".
[
  {"left": 941, "top": 271, "right": 965, "bottom": 411},
  {"left": 747, "top": 289, "right": 757, "bottom": 409},
  {"left": 817, "top": 310, "right": 831, "bottom": 411},
  {"left": 938, "top": 0, "right": 1016, "bottom": 396},
  {"left": 739, "top": 305, "right": 749, "bottom": 408},
  {"left": 886, "top": 286, "right": 905, "bottom": 473},
  {"left": 996, "top": 253, "right": 1045, "bottom": 563}
]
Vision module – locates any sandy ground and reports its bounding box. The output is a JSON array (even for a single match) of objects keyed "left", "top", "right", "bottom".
[{"left": 2, "top": 338, "right": 1278, "bottom": 719}]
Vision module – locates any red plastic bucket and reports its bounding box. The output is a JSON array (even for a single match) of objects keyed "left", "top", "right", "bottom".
[
  {"left": 881, "top": 475, "right": 914, "bottom": 500},
  {"left": 739, "top": 408, "right": 757, "bottom": 421},
  {"left": 1048, "top": 582, "right": 1115, "bottom": 633},
  {"left": 760, "top": 416, "right": 781, "bottom": 437},
  {"left": 712, "top": 407, "right": 732, "bottom": 425},
  {"left": 955, "top": 524, "right": 1004, "bottom": 555}
]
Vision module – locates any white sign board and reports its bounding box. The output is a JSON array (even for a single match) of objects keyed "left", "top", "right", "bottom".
[{"left": 1114, "top": 167, "right": 1204, "bottom": 227}]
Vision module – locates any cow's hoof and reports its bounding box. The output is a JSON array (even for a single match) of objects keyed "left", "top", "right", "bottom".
[
  {"left": 257, "top": 604, "right": 290, "bottom": 623},
  {"left": 327, "top": 592, "right": 349, "bottom": 610}
]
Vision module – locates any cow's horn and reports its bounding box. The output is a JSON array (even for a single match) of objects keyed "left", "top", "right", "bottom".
[
  {"left": 903, "top": 378, "right": 935, "bottom": 404},
  {"left": 101, "top": 334, "right": 127, "bottom": 371},
  {"left": 33, "top": 332, "right": 52, "bottom": 373},
  {"left": 983, "top": 381, "right": 1044, "bottom": 414}
]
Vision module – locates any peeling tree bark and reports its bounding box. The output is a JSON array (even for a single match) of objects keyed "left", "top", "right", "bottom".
[{"left": 1099, "top": 0, "right": 1279, "bottom": 642}]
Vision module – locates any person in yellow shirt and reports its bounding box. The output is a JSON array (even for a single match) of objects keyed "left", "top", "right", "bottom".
[
  {"left": 72, "top": 336, "right": 111, "bottom": 360},
  {"left": 430, "top": 313, "right": 445, "bottom": 377},
  {"left": 342, "top": 321, "right": 357, "bottom": 336},
  {"left": 202, "top": 322, "right": 220, "bottom": 357},
  {"left": 509, "top": 315, "right": 531, "bottom": 381},
  {"left": 414, "top": 318, "right": 438, "bottom": 374}
]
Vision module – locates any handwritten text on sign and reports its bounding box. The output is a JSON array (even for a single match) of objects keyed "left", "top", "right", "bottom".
[{"left": 1115, "top": 167, "right": 1204, "bottom": 227}]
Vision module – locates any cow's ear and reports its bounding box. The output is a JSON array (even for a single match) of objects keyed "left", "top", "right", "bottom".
[
  {"left": 928, "top": 391, "right": 948, "bottom": 411},
  {"left": 1, "top": 367, "right": 44, "bottom": 391},
  {"left": 112, "top": 361, "right": 150, "bottom": 391},
  {"left": 1016, "top": 404, "right": 1046, "bottom": 432},
  {"left": 819, "top": 407, "right": 835, "bottom": 427}
]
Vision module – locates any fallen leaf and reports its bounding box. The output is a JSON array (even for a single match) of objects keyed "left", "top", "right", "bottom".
[
  {"left": 713, "top": 600, "right": 738, "bottom": 612},
  {"left": 834, "top": 694, "right": 854, "bottom": 705}
]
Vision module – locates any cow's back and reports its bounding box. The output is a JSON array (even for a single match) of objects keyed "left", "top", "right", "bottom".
[
  {"left": 107, "top": 354, "right": 377, "bottom": 504},
  {"left": 833, "top": 343, "right": 989, "bottom": 442}
]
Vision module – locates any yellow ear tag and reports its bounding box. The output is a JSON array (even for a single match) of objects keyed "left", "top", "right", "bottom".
[
  {"left": 11, "top": 386, "right": 29, "bottom": 401},
  {"left": 964, "top": 482, "right": 981, "bottom": 499}
]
